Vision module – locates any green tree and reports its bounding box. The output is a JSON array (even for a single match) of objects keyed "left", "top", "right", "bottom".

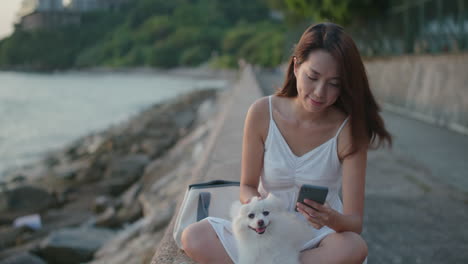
[
  {"left": 265, "top": 0, "right": 390, "bottom": 25},
  {"left": 0, "top": 0, "right": 286, "bottom": 70}
]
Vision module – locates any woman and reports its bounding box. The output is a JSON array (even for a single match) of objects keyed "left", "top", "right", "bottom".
[{"left": 181, "top": 22, "right": 392, "bottom": 264}]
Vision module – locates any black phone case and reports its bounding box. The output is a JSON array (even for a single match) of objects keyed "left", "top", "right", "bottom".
[{"left": 295, "top": 184, "right": 329, "bottom": 211}]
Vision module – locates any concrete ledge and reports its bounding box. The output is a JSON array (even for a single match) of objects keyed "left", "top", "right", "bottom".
[
  {"left": 150, "top": 65, "right": 263, "bottom": 264},
  {"left": 365, "top": 53, "right": 468, "bottom": 136}
]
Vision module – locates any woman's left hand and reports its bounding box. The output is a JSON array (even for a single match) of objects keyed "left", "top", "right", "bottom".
[{"left": 296, "top": 199, "right": 339, "bottom": 230}]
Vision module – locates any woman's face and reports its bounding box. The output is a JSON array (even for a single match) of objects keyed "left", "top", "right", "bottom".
[{"left": 293, "top": 49, "right": 341, "bottom": 113}]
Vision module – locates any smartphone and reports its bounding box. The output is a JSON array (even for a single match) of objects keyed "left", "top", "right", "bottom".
[{"left": 295, "top": 184, "right": 328, "bottom": 212}]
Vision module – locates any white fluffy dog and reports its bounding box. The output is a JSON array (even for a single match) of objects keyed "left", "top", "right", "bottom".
[{"left": 231, "top": 194, "right": 313, "bottom": 264}]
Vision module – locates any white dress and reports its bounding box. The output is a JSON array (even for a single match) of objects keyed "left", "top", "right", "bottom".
[{"left": 206, "top": 95, "right": 350, "bottom": 263}]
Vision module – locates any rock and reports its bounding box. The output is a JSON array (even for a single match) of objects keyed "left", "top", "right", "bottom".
[
  {"left": 31, "top": 159, "right": 91, "bottom": 199},
  {"left": 102, "top": 155, "right": 150, "bottom": 196},
  {"left": 43, "top": 155, "right": 60, "bottom": 168},
  {"left": 94, "top": 183, "right": 144, "bottom": 228},
  {"left": 52, "top": 159, "right": 89, "bottom": 181},
  {"left": 139, "top": 139, "right": 161, "bottom": 157},
  {"left": 68, "top": 134, "right": 105, "bottom": 158},
  {"left": 140, "top": 206, "right": 175, "bottom": 234},
  {"left": 113, "top": 183, "right": 144, "bottom": 225},
  {"left": 115, "top": 202, "right": 142, "bottom": 225},
  {"left": 93, "top": 218, "right": 146, "bottom": 259},
  {"left": 90, "top": 210, "right": 172, "bottom": 264},
  {"left": 196, "top": 98, "right": 216, "bottom": 124},
  {"left": 0, "top": 185, "right": 54, "bottom": 215},
  {"left": 173, "top": 110, "right": 195, "bottom": 131},
  {"left": 10, "top": 175, "right": 26, "bottom": 183},
  {"left": 0, "top": 89, "right": 220, "bottom": 264},
  {"left": 89, "top": 232, "right": 164, "bottom": 264},
  {"left": 121, "top": 182, "right": 142, "bottom": 207},
  {"left": 3, "top": 164, "right": 49, "bottom": 186},
  {"left": 0, "top": 226, "right": 32, "bottom": 251},
  {"left": 103, "top": 179, "right": 129, "bottom": 196},
  {"left": 148, "top": 170, "right": 179, "bottom": 199},
  {"left": 0, "top": 252, "right": 46, "bottom": 264},
  {"left": 92, "top": 196, "right": 113, "bottom": 214},
  {"left": 38, "top": 227, "right": 114, "bottom": 264},
  {"left": 78, "top": 154, "right": 110, "bottom": 183},
  {"left": 142, "top": 159, "right": 163, "bottom": 179},
  {"left": 94, "top": 207, "right": 119, "bottom": 228},
  {"left": 138, "top": 178, "right": 179, "bottom": 216}
]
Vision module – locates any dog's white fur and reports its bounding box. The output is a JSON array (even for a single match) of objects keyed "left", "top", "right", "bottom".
[{"left": 231, "top": 194, "right": 313, "bottom": 264}]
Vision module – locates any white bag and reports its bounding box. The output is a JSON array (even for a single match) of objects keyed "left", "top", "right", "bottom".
[{"left": 173, "top": 180, "right": 240, "bottom": 249}]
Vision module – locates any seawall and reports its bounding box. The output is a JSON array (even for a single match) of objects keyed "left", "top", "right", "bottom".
[{"left": 365, "top": 53, "right": 468, "bottom": 135}]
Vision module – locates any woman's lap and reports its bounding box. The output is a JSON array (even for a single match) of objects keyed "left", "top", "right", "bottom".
[
  {"left": 206, "top": 217, "right": 239, "bottom": 260},
  {"left": 301, "top": 232, "right": 368, "bottom": 264},
  {"left": 183, "top": 218, "right": 367, "bottom": 264},
  {"left": 182, "top": 218, "right": 234, "bottom": 264}
]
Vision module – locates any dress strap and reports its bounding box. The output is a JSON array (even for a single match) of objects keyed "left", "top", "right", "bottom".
[
  {"left": 268, "top": 95, "right": 273, "bottom": 121},
  {"left": 334, "top": 116, "right": 350, "bottom": 138}
]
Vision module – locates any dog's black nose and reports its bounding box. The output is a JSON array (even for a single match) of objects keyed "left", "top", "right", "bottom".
[{"left": 258, "top": 220, "right": 264, "bottom": 227}]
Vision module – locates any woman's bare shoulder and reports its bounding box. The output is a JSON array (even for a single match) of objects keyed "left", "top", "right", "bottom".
[
  {"left": 248, "top": 96, "right": 269, "bottom": 116},
  {"left": 245, "top": 96, "right": 270, "bottom": 141}
]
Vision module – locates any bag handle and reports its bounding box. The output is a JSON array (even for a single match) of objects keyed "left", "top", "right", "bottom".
[
  {"left": 189, "top": 180, "right": 240, "bottom": 190},
  {"left": 197, "top": 192, "right": 211, "bottom": 221}
]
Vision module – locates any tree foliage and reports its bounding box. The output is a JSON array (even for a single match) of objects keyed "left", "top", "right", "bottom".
[
  {"left": 0, "top": 1, "right": 394, "bottom": 70},
  {"left": 265, "top": 0, "right": 390, "bottom": 25},
  {"left": 0, "top": 0, "right": 305, "bottom": 70}
]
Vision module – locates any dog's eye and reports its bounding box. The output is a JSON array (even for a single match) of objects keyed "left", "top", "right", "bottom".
[
  {"left": 248, "top": 213, "right": 255, "bottom": 219},
  {"left": 263, "top": 211, "right": 269, "bottom": 216}
]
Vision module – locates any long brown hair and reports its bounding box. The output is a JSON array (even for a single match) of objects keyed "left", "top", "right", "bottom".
[{"left": 276, "top": 22, "right": 392, "bottom": 154}]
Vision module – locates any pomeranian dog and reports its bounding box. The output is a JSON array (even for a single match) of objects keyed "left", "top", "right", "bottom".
[{"left": 231, "top": 194, "right": 313, "bottom": 264}]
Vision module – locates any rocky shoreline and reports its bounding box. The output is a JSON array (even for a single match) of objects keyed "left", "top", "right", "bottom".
[{"left": 0, "top": 87, "right": 226, "bottom": 264}]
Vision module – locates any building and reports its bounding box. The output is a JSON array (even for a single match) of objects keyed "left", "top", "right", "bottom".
[
  {"left": 19, "top": 11, "right": 81, "bottom": 31},
  {"left": 18, "top": 0, "right": 63, "bottom": 16},
  {"left": 16, "top": 0, "right": 129, "bottom": 31},
  {"left": 67, "top": 0, "right": 100, "bottom": 12},
  {"left": 16, "top": 0, "right": 80, "bottom": 31},
  {"left": 66, "top": 0, "right": 129, "bottom": 12},
  {"left": 36, "top": 0, "right": 63, "bottom": 11}
]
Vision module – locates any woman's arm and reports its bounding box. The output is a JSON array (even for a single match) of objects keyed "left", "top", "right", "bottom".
[
  {"left": 330, "top": 144, "right": 367, "bottom": 233},
  {"left": 239, "top": 98, "right": 269, "bottom": 204}
]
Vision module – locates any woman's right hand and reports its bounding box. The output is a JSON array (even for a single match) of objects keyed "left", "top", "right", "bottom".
[
  {"left": 244, "top": 195, "right": 263, "bottom": 204},
  {"left": 240, "top": 183, "right": 261, "bottom": 204}
]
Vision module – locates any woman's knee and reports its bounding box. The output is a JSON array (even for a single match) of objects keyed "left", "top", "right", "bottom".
[
  {"left": 181, "top": 220, "right": 213, "bottom": 257},
  {"left": 323, "top": 232, "right": 368, "bottom": 263},
  {"left": 340, "top": 232, "right": 368, "bottom": 263}
]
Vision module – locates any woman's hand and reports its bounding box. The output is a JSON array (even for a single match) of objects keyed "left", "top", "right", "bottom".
[
  {"left": 244, "top": 196, "right": 263, "bottom": 204},
  {"left": 296, "top": 199, "right": 339, "bottom": 230}
]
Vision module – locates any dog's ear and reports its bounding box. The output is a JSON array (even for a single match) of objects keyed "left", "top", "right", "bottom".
[
  {"left": 239, "top": 202, "right": 251, "bottom": 216},
  {"left": 250, "top": 196, "right": 260, "bottom": 203},
  {"left": 230, "top": 200, "right": 242, "bottom": 219}
]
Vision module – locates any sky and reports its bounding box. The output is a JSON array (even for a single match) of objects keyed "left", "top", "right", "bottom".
[{"left": 0, "top": 0, "right": 23, "bottom": 39}]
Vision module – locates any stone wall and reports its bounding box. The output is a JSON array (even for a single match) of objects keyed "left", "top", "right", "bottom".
[{"left": 365, "top": 53, "right": 468, "bottom": 135}]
